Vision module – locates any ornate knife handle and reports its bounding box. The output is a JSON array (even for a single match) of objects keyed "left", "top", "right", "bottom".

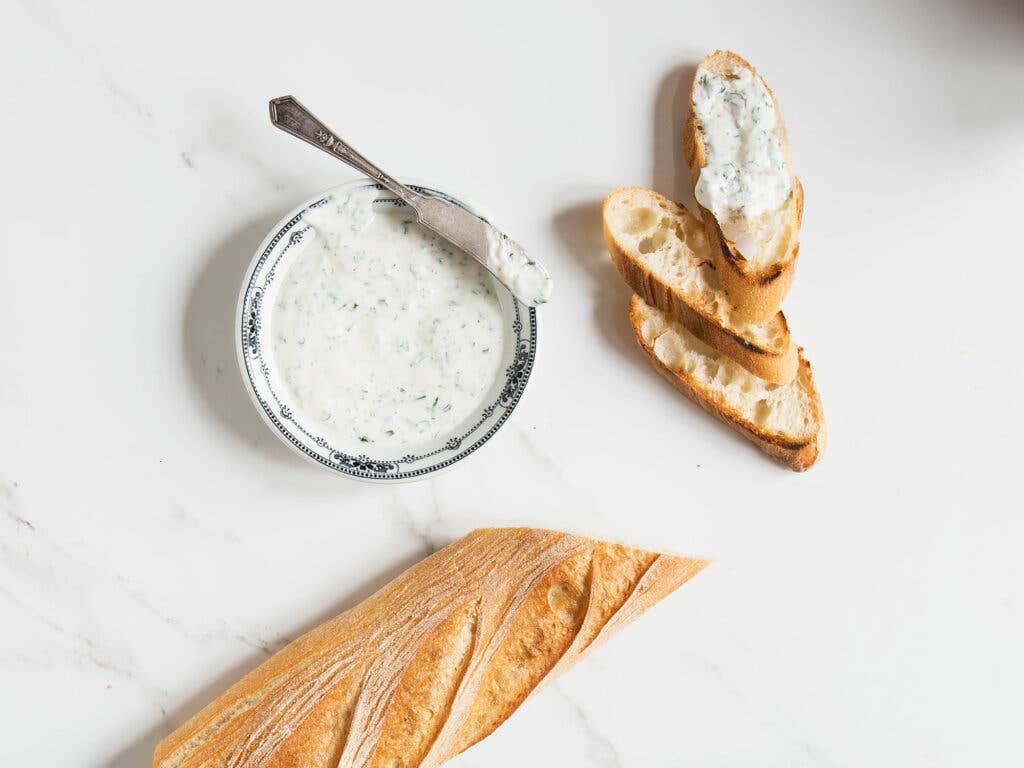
[{"left": 268, "top": 96, "right": 420, "bottom": 206}]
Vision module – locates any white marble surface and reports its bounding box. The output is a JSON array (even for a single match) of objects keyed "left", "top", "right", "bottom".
[{"left": 2, "top": 0, "right": 1023, "bottom": 765}]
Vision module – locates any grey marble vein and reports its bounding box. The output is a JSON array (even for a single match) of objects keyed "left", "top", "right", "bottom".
[
  {"left": 1, "top": 481, "right": 33, "bottom": 531},
  {"left": 387, "top": 484, "right": 446, "bottom": 555},
  {"left": 0, "top": 583, "right": 170, "bottom": 715},
  {"left": 17, "top": 0, "right": 155, "bottom": 134},
  {"left": 0, "top": 491, "right": 284, "bottom": 655},
  {"left": 168, "top": 502, "right": 241, "bottom": 544},
  {"left": 550, "top": 682, "right": 622, "bottom": 768},
  {"left": 514, "top": 426, "right": 609, "bottom": 521}
]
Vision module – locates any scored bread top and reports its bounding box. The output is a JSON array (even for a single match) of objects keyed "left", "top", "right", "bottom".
[
  {"left": 604, "top": 186, "right": 798, "bottom": 383},
  {"left": 153, "top": 527, "right": 709, "bottom": 768},
  {"left": 630, "top": 296, "right": 824, "bottom": 469}
]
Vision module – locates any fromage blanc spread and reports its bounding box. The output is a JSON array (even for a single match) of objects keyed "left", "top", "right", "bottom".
[
  {"left": 693, "top": 65, "right": 792, "bottom": 266},
  {"left": 271, "top": 192, "right": 506, "bottom": 449}
]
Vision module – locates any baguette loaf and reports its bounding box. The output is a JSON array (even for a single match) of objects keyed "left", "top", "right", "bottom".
[
  {"left": 154, "top": 528, "right": 709, "bottom": 768},
  {"left": 629, "top": 295, "right": 824, "bottom": 470},
  {"left": 603, "top": 186, "right": 798, "bottom": 384},
  {"left": 684, "top": 50, "right": 803, "bottom": 323}
]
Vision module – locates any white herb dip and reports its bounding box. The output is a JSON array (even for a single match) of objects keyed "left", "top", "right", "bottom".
[
  {"left": 693, "top": 66, "right": 792, "bottom": 266},
  {"left": 271, "top": 191, "right": 506, "bottom": 449},
  {"left": 482, "top": 226, "right": 553, "bottom": 307}
]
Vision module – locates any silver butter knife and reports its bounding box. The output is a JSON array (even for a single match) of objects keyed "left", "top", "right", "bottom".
[{"left": 268, "top": 96, "right": 553, "bottom": 308}]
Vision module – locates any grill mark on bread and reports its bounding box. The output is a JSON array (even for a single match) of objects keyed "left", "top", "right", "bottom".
[
  {"left": 603, "top": 187, "right": 798, "bottom": 383},
  {"left": 685, "top": 51, "right": 803, "bottom": 321},
  {"left": 716, "top": 229, "right": 789, "bottom": 286}
]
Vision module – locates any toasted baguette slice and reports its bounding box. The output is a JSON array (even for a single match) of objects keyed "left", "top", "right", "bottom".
[
  {"left": 684, "top": 50, "right": 803, "bottom": 324},
  {"left": 153, "top": 527, "right": 709, "bottom": 768},
  {"left": 603, "top": 186, "right": 798, "bottom": 384},
  {"left": 629, "top": 295, "right": 824, "bottom": 470}
]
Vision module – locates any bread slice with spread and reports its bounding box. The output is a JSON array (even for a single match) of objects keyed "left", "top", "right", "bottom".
[
  {"left": 603, "top": 186, "right": 798, "bottom": 384},
  {"left": 684, "top": 50, "right": 803, "bottom": 324},
  {"left": 629, "top": 295, "right": 824, "bottom": 470}
]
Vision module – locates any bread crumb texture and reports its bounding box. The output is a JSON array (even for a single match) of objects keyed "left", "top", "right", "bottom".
[
  {"left": 635, "top": 297, "right": 816, "bottom": 439},
  {"left": 604, "top": 188, "right": 786, "bottom": 350}
]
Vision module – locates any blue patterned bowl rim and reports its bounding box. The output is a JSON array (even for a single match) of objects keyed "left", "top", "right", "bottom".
[{"left": 235, "top": 180, "right": 539, "bottom": 483}]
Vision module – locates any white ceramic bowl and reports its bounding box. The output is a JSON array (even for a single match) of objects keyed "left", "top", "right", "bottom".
[{"left": 236, "top": 180, "right": 539, "bottom": 482}]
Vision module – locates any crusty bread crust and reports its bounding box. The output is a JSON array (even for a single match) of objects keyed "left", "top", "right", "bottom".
[
  {"left": 153, "top": 528, "right": 709, "bottom": 768},
  {"left": 603, "top": 187, "right": 798, "bottom": 384},
  {"left": 629, "top": 296, "right": 825, "bottom": 471},
  {"left": 684, "top": 50, "right": 802, "bottom": 324}
]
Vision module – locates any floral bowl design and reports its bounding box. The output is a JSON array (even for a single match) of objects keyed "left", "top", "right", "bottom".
[{"left": 236, "top": 180, "right": 539, "bottom": 483}]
